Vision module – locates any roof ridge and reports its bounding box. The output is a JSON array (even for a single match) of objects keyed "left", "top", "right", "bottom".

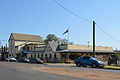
[
  {"left": 10, "top": 33, "right": 43, "bottom": 42},
  {"left": 68, "top": 44, "right": 112, "bottom": 48},
  {"left": 12, "top": 33, "right": 40, "bottom": 36}
]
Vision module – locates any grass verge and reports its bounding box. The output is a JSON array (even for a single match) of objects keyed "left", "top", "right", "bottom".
[
  {"left": 104, "top": 65, "right": 120, "bottom": 70},
  {"left": 71, "top": 65, "right": 120, "bottom": 70}
]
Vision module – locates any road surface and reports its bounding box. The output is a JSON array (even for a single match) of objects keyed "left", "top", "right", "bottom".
[{"left": 0, "top": 62, "right": 85, "bottom": 80}]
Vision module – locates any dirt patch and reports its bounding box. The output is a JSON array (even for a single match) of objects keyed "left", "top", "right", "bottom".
[
  {"left": 31, "top": 66, "right": 120, "bottom": 80},
  {"left": 1, "top": 62, "right": 120, "bottom": 80}
]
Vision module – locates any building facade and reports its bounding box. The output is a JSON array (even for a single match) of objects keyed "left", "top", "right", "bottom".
[
  {"left": 42, "top": 42, "right": 114, "bottom": 62},
  {"left": 8, "top": 33, "right": 115, "bottom": 62},
  {"left": 20, "top": 43, "right": 46, "bottom": 60},
  {"left": 8, "top": 33, "right": 43, "bottom": 58},
  {"left": 43, "top": 42, "right": 61, "bottom": 62}
]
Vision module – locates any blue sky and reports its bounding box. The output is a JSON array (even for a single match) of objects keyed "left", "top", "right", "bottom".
[{"left": 0, "top": 0, "right": 120, "bottom": 50}]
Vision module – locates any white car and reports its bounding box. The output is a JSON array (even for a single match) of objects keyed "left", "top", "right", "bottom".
[{"left": 6, "top": 57, "right": 16, "bottom": 62}]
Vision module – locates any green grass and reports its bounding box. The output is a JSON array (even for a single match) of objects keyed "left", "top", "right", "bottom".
[
  {"left": 71, "top": 65, "right": 120, "bottom": 70},
  {"left": 104, "top": 65, "right": 120, "bottom": 70}
]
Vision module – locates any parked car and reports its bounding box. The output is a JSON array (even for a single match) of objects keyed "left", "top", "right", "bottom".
[
  {"left": 6, "top": 57, "right": 16, "bottom": 62},
  {"left": 17, "top": 58, "right": 30, "bottom": 63},
  {"left": 0, "top": 58, "right": 2, "bottom": 61},
  {"left": 30, "top": 58, "right": 43, "bottom": 64},
  {"left": 74, "top": 56, "right": 105, "bottom": 68}
]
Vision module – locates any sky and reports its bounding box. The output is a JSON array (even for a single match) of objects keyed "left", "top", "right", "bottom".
[{"left": 0, "top": 0, "right": 120, "bottom": 50}]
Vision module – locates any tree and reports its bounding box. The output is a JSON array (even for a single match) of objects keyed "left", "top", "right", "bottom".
[
  {"left": 44, "top": 34, "right": 74, "bottom": 44},
  {"left": 60, "top": 39, "right": 68, "bottom": 44},
  {"left": 44, "top": 34, "right": 59, "bottom": 43},
  {"left": 60, "top": 39, "right": 73, "bottom": 45}
]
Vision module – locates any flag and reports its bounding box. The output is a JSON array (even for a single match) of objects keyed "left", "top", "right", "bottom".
[{"left": 63, "top": 29, "right": 69, "bottom": 35}]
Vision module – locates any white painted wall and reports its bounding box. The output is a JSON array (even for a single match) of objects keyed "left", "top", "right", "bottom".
[{"left": 9, "top": 35, "right": 15, "bottom": 57}]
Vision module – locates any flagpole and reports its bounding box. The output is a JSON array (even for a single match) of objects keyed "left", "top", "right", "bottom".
[
  {"left": 63, "top": 28, "right": 69, "bottom": 61},
  {"left": 67, "top": 27, "right": 69, "bottom": 60}
]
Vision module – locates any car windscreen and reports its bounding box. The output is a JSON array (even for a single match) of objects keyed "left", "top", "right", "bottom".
[
  {"left": 24, "top": 58, "right": 29, "bottom": 60},
  {"left": 35, "top": 58, "right": 41, "bottom": 61},
  {"left": 91, "top": 57, "right": 98, "bottom": 61}
]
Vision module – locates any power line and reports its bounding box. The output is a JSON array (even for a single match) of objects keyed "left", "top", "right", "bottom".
[
  {"left": 52, "top": 0, "right": 91, "bottom": 22},
  {"left": 96, "top": 23, "right": 120, "bottom": 43},
  {"left": 52, "top": 0, "right": 120, "bottom": 45}
]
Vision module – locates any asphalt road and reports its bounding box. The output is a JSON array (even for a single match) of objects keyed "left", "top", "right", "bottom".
[
  {"left": 46, "top": 63, "right": 120, "bottom": 73},
  {"left": 0, "top": 62, "right": 86, "bottom": 80}
]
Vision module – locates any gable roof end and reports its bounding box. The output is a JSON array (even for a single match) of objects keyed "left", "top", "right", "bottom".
[{"left": 48, "top": 41, "right": 59, "bottom": 52}]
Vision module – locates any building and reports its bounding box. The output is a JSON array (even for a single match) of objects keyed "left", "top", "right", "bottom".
[
  {"left": 42, "top": 42, "right": 114, "bottom": 62},
  {"left": 43, "top": 42, "right": 60, "bottom": 62},
  {"left": 17, "top": 41, "right": 114, "bottom": 62},
  {"left": 20, "top": 43, "right": 46, "bottom": 60},
  {"left": 20, "top": 41, "right": 59, "bottom": 62},
  {"left": 8, "top": 33, "right": 43, "bottom": 58},
  {"left": 8, "top": 33, "right": 115, "bottom": 62},
  {"left": 59, "top": 44, "right": 114, "bottom": 62}
]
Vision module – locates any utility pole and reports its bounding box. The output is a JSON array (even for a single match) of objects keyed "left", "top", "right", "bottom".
[
  {"left": 87, "top": 41, "right": 90, "bottom": 47},
  {"left": 67, "top": 28, "right": 69, "bottom": 60},
  {"left": 93, "top": 21, "right": 96, "bottom": 57}
]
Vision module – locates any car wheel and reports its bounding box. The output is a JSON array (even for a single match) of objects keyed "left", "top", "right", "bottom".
[
  {"left": 82, "top": 65, "right": 87, "bottom": 67},
  {"left": 92, "top": 63, "right": 97, "bottom": 68},
  {"left": 98, "top": 66, "right": 104, "bottom": 68},
  {"left": 76, "top": 62, "right": 82, "bottom": 67}
]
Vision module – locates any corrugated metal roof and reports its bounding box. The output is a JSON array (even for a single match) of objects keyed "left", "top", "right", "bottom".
[
  {"left": 68, "top": 45, "right": 113, "bottom": 52},
  {"left": 56, "top": 49, "right": 114, "bottom": 53},
  {"left": 11, "top": 33, "right": 43, "bottom": 42},
  {"left": 21, "top": 51, "right": 44, "bottom": 54}
]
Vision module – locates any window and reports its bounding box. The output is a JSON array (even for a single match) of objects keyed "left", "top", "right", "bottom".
[
  {"left": 34, "top": 46, "right": 35, "bottom": 51},
  {"left": 45, "top": 54, "right": 47, "bottom": 58},
  {"left": 11, "top": 54, "right": 13, "bottom": 57},
  {"left": 23, "top": 46, "right": 26, "bottom": 50},
  {"left": 54, "top": 54, "right": 57, "bottom": 58},
  {"left": 38, "top": 54, "right": 40, "bottom": 58},
  {"left": 31, "top": 46, "right": 32, "bottom": 51},
  {"left": 27, "top": 47, "right": 29, "bottom": 51},
  {"left": 62, "top": 54, "right": 66, "bottom": 58},
  {"left": 31, "top": 54, "right": 33, "bottom": 58},
  {"left": 41, "top": 54, "right": 43, "bottom": 58},
  {"left": 49, "top": 54, "right": 52, "bottom": 59},
  {"left": 34, "top": 54, "right": 36, "bottom": 57},
  {"left": 83, "top": 56, "right": 90, "bottom": 60},
  {"left": 9, "top": 54, "right": 11, "bottom": 57}
]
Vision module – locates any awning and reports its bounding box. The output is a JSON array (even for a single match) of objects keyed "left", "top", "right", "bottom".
[{"left": 21, "top": 51, "right": 44, "bottom": 54}]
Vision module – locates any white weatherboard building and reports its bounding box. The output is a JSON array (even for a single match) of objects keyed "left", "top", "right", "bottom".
[
  {"left": 8, "top": 33, "right": 43, "bottom": 58},
  {"left": 8, "top": 33, "right": 114, "bottom": 62}
]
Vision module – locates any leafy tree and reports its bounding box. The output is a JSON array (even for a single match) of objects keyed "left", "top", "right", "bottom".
[
  {"left": 69, "top": 42, "right": 74, "bottom": 45},
  {"left": 60, "top": 39, "right": 68, "bottom": 44},
  {"left": 44, "top": 34, "right": 74, "bottom": 44},
  {"left": 44, "top": 34, "right": 59, "bottom": 43},
  {"left": 61, "top": 39, "right": 73, "bottom": 44}
]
